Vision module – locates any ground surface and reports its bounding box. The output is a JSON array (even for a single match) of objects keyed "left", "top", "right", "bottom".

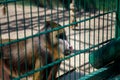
[{"left": 0, "top": 4, "right": 115, "bottom": 80}]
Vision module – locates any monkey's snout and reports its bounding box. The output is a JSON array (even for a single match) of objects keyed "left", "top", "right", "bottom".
[
  {"left": 58, "top": 39, "right": 73, "bottom": 55},
  {"left": 64, "top": 46, "right": 73, "bottom": 55}
]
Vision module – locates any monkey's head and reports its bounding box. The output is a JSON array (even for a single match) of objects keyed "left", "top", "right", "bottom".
[{"left": 44, "top": 21, "right": 73, "bottom": 55}]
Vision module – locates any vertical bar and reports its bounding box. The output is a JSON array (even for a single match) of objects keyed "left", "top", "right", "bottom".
[
  {"left": 110, "top": 1, "right": 113, "bottom": 39},
  {"left": 56, "top": 0, "right": 59, "bottom": 23},
  {"left": 78, "top": 0, "right": 81, "bottom": 78},
  {"left": 21, "top": 0, "right": 28, "bottom": 79},
  {"left": 88, "top": 0, "right": 91, "bottom": 74},
  {"left": 37, "top": 1, "right": 40, "bottom": 32},
  {"left": 36, "top": 1, "right": 41, "bottom": 80},
  {"left": 72, "top": 0, "right": 76, "bottom": 79},
  {"left": 50, "top": 0, "right": 54, "bottom": 79},
  {"left": 106, "top": 0, "right": 109, "bottom": 40},
  {"left": 0, "top": 15, "right": 4, "bottom": 80},
  {"left": 67, "top": 0, "right": 71, "bottom": 80},
  {"left": 29, "top": 0, "right": 36, "bottom": 79},
  {"left": 56, "top": 0, "right": 60, "bottom": 80},
  {"left": 102, "top": 0, "right": 105, "bottom": 43},
  {"left": 5, "top": 0, "right": 13, "bottom": 78},
  {"left": 97, "top": 0, "right": 100, "bottom": 68},
  {"left": 43, "top": 0, "right": 48, "bottom": 79},
  {"left": 115, "top": 0, "right": 120, "bottom": 38},
  {"left": 83, "top": 0, "right": 86, "bottom": 76},
  {"left": 93, "top": 0, "right": 96, "bottom": 73},
  {"left": 14, "top": 1, "right": 21, "bottom": 78}
]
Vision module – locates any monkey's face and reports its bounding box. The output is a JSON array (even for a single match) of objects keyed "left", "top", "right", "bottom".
[
  {"left": 45, "top": 21, "right": 73, "bottom": 55},
  {"left": 55, "top": 30, "right": 73, "bottom": 55},
  {"left": 49, "top": 31, "right": 73, "bottom": 56}
]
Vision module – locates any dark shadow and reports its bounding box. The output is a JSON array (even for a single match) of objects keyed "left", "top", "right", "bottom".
[
  {"left": 0, "top": 7, "right": 94, "bottom": 35},
  {"left": 76, "top": 0, "right": 97, "bottom": 13},
  {"left": 33, "top": 0, "right": 98, "bottom": 13}
]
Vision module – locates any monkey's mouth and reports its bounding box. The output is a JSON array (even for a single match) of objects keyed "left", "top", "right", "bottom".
[{"left": 64, "top": 47, "right": 73, "bottom": 55}]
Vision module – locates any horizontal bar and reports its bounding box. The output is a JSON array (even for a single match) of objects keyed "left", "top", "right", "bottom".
[
  {"left": 0, "top": 0, "right": 20, "bottom": 4},
  {"left": 71, "top": 9, "right": 116, "bottom": 26},
  {"left": 79, "top": 64, "right": 115, "bottom": 80},
  {"left": 0, "top": 9, "right": 115, "bottom": 46},
  {"left": 13, "top": 39, "right": 114, "bottom": 79}
]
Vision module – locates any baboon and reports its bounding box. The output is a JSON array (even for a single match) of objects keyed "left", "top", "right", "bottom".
[{"left": 0, "top": 21, "right": 73, "bottom": 80}]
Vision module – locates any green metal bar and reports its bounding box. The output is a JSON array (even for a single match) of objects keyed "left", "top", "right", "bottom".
[
  {"left": 0, "top": 1, "right": 117, "bottom": 80},
  {"left": 0, "top": 0, "right": 20, "bottom": 4},
  {"left": 14, "top": 1, "right": 21, "bottom": 78},
  {"left": 5, "top": 0, "right": 13, "bottom": 77},
  {"left": 115, "top": 0, "right": 120, "bottom": 38},
  {"left": 83, "top": 0, "right": 86, "bottom": 76},
  {"left": 0, "top": 14, "right": 4, "bottom": 80},
  {"left": 0, "top": 10, "right": 115, "bottom": 47},
  {"left": 50, "top": 1, "right": 54, "bottom": 80},
  {"left": 79, "top": 64, "right": 116, "bottom": 80},
  {"left": 78, "top": 0, "right": 82, "bottom": 78},
  {"left": 73, "top": 0, "right": 76, "bottom": 79},
  {"left": 67, "top": 0, "right": 71, "bottom": 80},
  {"left": 88, "top": 0, "right": 91, "bottom": 75},
  {"left": 63, "top": 1, "right": 66, "bottom": 80},
  {"left": 97, "top": 0, "right": 100, "bottom": 57},
  {"left": 44, "top": 0, "right": 49, "bottom": 79},
  {"left": 36, "top": 1, "right": 41, "bottom": 79},
  {"left": 93, "top": 0, "right": 96, "bottom": 73},
  {"left": 13, "top": 39, "right": 114, "bottom": 79},
  {"left": 106, "top": 0, "right": 109, "bottom": 40},
  {"left": 21, "top": 0, "right": 28, "bottom": 79},
  {"left": 30, "top": 0, "right": 35, "bottom": 76},
  {"left": 56, "top": 0, "right": 61, "bottom": 79},
  {"left": 110, "top": 1, "right": 114, "bottom": 39},
  {"left": 102, "top": 0, "right": 105, "bottom": 43}
]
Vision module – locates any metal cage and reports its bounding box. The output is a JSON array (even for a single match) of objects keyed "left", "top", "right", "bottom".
[{"left": 0, "top": 0, "right": 120, "bottom": 80}]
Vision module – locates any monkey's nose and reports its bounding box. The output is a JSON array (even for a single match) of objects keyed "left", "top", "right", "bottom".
[
  {"left": 64, "top": 46, "right": 73, "bottom": 55},
  {"left": 69, "top": 46, "right": 73, "bottom": 51}
]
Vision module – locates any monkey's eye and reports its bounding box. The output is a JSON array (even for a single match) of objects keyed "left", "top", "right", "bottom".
[{"left": 56, "top": 33, "right": 67, "bottom": 40}]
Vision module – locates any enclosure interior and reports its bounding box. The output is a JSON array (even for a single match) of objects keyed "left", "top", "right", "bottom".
[{"left": 0, "top": 0, "right": 118, "bottom": 80}]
